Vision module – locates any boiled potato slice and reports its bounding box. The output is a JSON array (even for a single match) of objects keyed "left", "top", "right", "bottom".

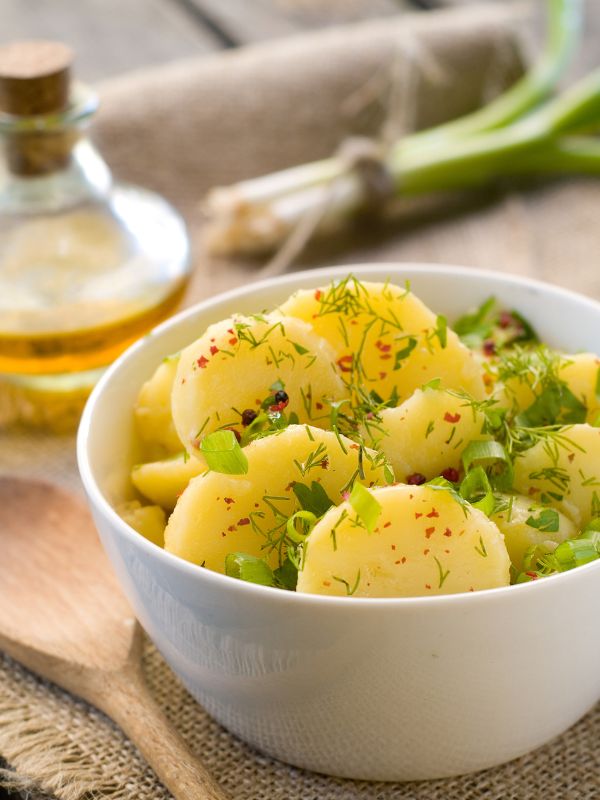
[
  {"left": 296, "top": 484, "right": 510, "bottom": 597},
  {"left": 172, "top": 314, "right": 348, "bottom": 458},
  {"left": 560, "top": 353, "right": 600, "bottom": 423},
  {"left": 363, "top": 386, "right": 489, "bottom": 481},
  {"left": 134, "top": 355, "right": 182, "bottom": 458},
  {"left": 164, "top": 425, "right": 389, "bottom": 572},
  {"left": 496, "top": 351, "right": 598, "bottom": 421},
  {"left": 513, "top": 424, "right": 600, "bottom": 526},
  {"left": 119, "top": 501, "right": 166, "bottom": 547},
  {"left": 490, "top": 494, "right": 577, "bottom": 571},
  {"left": 279, "top": 279, "right": 485, "bottom": 401},
  {"left": 132, "top": 452, "right": 206, "bottom": 511}
]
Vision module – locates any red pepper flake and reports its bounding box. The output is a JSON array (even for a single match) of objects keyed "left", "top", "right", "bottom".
[
  {"left": 444, "top": 411, "right": 461, "bottom": 423},
  {"left": 375, "top": 340, "right": 392, "bottom": 353},
  {"left": 229, "top": 337, "right": 238, "bottom": 346},
  {"left": 443, "top": 528, "right": 453, "bottom": 537},
  {"left": 227, "top": 525, "right": 236, "bottom": 532},
  {"left": 237, "top": 518, "right": 250, "bottom": 526},
  {"left": 383, "top": 521, "right": 392, "bottom": 528},
  {"left": 528, "top": 487, "right": 540, "bottom": 495},
  {"left": 336, "top": 355, "right": 353, "bottom": 373},
  {"left": 269, "top": 402, "right": 287, "bottom": 413},
  {"left": 314, "top": 289, "right": 323, "bottom": 301},
  {"left": 407, "top": 473, "right": 426, "bottom": 485},
  {"left": 568, "top": 453, "right": 575, "bottom": 463},
  {"left": 525, "top": 571, "right": 539, "bottom": 580},
  {"left": 350, "top": 319, "right": 358, "bottom": 325},
  {"left": 341, "top": 490, "right": 350, "bottom": 501},
  {"left": 379, "top": 354, "right": 392, "bottom": 361},
  {"left": 425, "top": 526, "right": 435, "bottom": 538},
  {"left": 350, "top": 443, "right": 360, "bottom": 450},
  {"left": 426, "top": 508, "right": 439, "bottom": 518},
  {"left": 401, "top": 556, "right": 406, "bottom": 564},
  {"left": 315, "top": 402, "right": 323, "bottom": 410},
  {"left": 499, "top": 311, "right": 513, "bottom": 329},
  {"left": 224, "top": 497, "right": 234, "bottom": 504},
  {"left": 210, "top": 337, "right": 216, "bottom": 342},
  {"left": 445, "top": 549, "right": 450, "bottom": 554},
  {"left": 197, "top": 355, "right": 209, "bottom": 369},
  {"left": 323, "top": 580, "right": 331, "bottom": 587},
  {"left": 227, "top": 328, "right": 234, "bottom": 334},
  {"left": 379, "top": 371, "right": 387, "bottom": 380},
  {"left": 321, "top": 458, "right": 329, "bottom": 470},
  {"left": 415, "top": 512, "right": 423, "bottom": 519},
  {"left": 391, "top": 544, "right": 396, "bottom": 550},
  {"left": 254, "top": 502, "right": 260, "bottom": 508},
  {"left": 441, "top": 467, "right": 460, "bottom": 482},
  {"left": 395, "top": 560, "right": 401, "bottom": 565},
  {"left": 425, "top": 584, "right": 432, "bottom": 590},
  {"left": 483, "top": 339, "right": 496, "bottom": 357},
  {"left": 255, "top": 398, "right": 262, "bottom": 406},
  {"left": 210, "top": 345, "right": 219, "bottom": 355},
  {"left": 424, "top": 548, "right": 430, "bottom": 555}
]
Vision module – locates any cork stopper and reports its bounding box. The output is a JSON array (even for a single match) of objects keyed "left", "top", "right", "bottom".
[
  {"left": 0, "top": 40, "right": 73, "bottom": 116},
  {"left": 0, "top": 41, "right": 77, "bottom": 176}
]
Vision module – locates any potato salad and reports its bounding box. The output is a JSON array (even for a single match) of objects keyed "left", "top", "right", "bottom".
[{"left": 123, "top": 277, "right": 600, "bottom": 597}]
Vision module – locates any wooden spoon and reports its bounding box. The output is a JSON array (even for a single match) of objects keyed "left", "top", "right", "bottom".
[{"left": 0, "top": 477, "right": 228, "bottom": 800}]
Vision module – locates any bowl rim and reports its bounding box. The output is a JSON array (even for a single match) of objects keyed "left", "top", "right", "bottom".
[{"left": 77, "top": 262, "right": 600, "bottom": 609}]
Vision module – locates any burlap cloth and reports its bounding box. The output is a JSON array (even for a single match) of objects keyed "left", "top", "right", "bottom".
[{"left": 1, "top": 3, "right": 599, "bottom": 798}]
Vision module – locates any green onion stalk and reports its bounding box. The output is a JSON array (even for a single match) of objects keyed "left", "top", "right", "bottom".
[{"left": 203, "top": 0, "right": 592, "bottom": 257}]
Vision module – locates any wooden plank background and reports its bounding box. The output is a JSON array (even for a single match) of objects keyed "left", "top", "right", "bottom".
[{"left": 0, "top": 0, "right": 460, "bottom": 81}]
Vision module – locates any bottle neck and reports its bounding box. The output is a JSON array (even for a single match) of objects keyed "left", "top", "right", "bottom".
[
  {"left": 0, "top": 82, "right": 107, "bottom": 213},
  {"left": 0, "top": 137, "right": 112, "bottom": 213}
]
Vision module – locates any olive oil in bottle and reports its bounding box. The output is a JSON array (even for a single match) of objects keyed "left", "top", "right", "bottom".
[{"left": 0, "top": 41, "right": 190, "bottom": 430}]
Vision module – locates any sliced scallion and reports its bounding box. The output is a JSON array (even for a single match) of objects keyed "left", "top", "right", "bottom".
[
  {"left": 200, "top": 430, "right": 249, "bottom": 475},
  {"left": 348, "top": 482, "right": 382, "bottom": 533}
]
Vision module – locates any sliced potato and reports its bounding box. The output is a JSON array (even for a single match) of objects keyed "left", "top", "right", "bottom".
[
  {"left": 119, "top": 501, "right": 166, "bottom": 547},
  {"left": 497, "top": 351, "right": 599, "bottom": 421},
  {"left": 490, "top": 494, "right": 577, "bottom": 571},
  {"left": 513, "top": 424, "right": 600, "bottom": 526},
  {"left": 132, "top": 452, "right": 206, "bottom": 511},
  {"left": 172, "top": 314, "right": 348, "bottom": 458},
  {"left": 560, "top": 352, "right": 600, "bottom": 423},
  {"left": 363, "top": 386, "right": 489, "bottom": 481},
  {"left": 296, "top": 484, "right": 510, "bottom": 597},
  {"left": 279, "top": 279, "right": 485, "bottom": 402},
  {"left": 134, "top": 355, "right": 182, "bottom": 458},
  {"left": 164, "top": 425, "right": 389, "bottom": 572}
]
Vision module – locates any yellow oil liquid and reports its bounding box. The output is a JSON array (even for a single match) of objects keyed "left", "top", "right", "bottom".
[
  {"left": 0, "top": 284, "right": 184, "bottom": 375},
  {"left": 0, "top": 191, "right": 190, "bottom": 428}
]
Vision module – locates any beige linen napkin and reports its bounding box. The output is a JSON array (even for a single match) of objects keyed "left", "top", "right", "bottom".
[{"left": 1, "top": 3, "right": 599, "bottom": 799}]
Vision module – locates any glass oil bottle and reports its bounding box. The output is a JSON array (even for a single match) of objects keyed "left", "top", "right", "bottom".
[{"left": 0, "top": 41, "right": 190, "bottom": 430}]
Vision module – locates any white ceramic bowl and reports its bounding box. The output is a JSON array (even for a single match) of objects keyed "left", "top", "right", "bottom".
[{"left": 78, "top": 265, "right": 600, "bottom": 781}]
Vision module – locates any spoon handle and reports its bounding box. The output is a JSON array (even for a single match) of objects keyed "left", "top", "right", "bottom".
[{"left": 96, "top": 667, "right": 229, "bottom": 800}]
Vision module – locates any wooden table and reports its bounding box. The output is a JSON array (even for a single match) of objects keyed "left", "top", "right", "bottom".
[{"left": 1, "top": 0, "right": 460, "bottom": 82}]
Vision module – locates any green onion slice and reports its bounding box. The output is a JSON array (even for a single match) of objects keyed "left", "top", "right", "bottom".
[
  {"left": 348, "top": 482, "right": 382, "bottom": 533},
  {"left": 459, "top": 467, "right": 494, "bottom": 516},
  {"left": 224, "top": 552, "right": 274, "bottom": 586},
  {"left": 461, "top": 440, "right": 513, "bottom": 491},
  {"left": 286, "top": 510, "right": 318, "bottom": 544},
  {"left": 199, "top": 430, "right": 249, "bottom": 474}
]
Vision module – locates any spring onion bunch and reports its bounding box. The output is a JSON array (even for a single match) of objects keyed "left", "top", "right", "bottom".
[{"left": 203, "top": 0, "right": 592, "bottom": 257}]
